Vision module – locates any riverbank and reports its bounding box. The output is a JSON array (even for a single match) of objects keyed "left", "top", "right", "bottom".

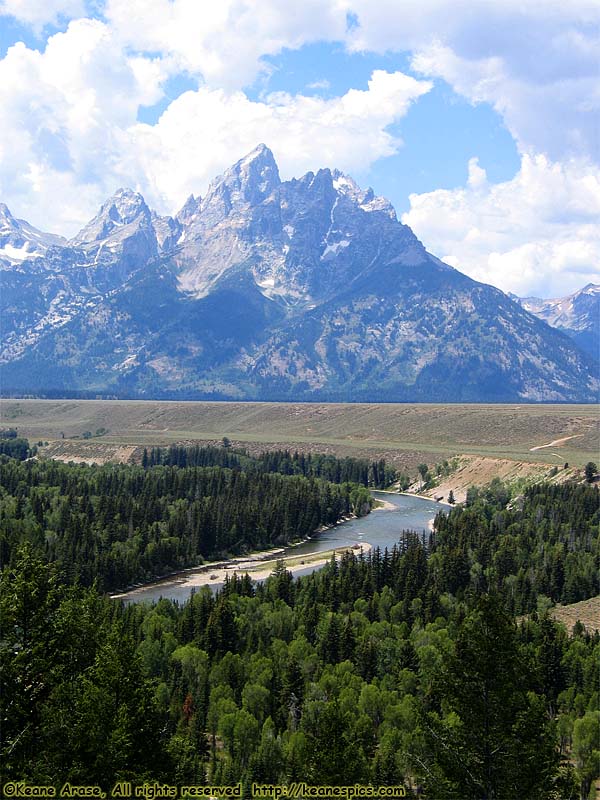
[
  {"left": 374, "top": 488, "right": 451, "bottom": 529},
  {"left": 404, "top": 491, "right": 453, "bottom": 509},
  {"left": 407, "top": 456, "right": 583, "bottom": 505},
  {"left": 111, "top": 541, "right": 373, "bottom": 601},
  {"left": 373, "top": 497, "right": 396, "bottom": 510},
  {"left": 378, "top": 487, "right": 454, "bottom": 508},
  {"left": 111, "top": 506, "right": 371, "bottom": 600},
  {"left": 112, "top": 492, "right": 442, "bottom": 604}
]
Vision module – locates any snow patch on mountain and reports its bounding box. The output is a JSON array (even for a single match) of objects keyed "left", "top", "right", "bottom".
[
  {"left": 321, "top": 239, "right": 350, "bottom": 259},
  {"left": 0, "top": 203, "right": 66, "bottom": 264}
]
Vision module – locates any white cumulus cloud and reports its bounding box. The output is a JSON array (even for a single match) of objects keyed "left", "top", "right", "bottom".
[
  {"left": 104, "top": 0, "right": 348, "bottom": 90},
  {"left": 0, "top": 19, "right": 169, "bottom": 232},
  {"left": 346, "top": 0, "right": 600, "bottom": 162},
  {"left": 0, "top": 0, "right": 85, "bottom": 28},
  {"left": 343, "top": 0, "right": 600, "bottom": 296},
  {"left": 126, "top": 70, "right": 432, "bottom": 217},
  {"left": 402, "top": 155, "right": 600, "bottom": 297}
]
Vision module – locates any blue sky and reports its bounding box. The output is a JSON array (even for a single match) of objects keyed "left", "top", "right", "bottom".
[
  {"left": 254, "top": 43, "right": 521, "bottom": 214},
  {"left": 0, "top": 0, "right": 598, "bottom": 297}
]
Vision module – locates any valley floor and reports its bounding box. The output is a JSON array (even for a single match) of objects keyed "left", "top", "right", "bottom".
[{"left": 3, "top": 399, "right": 598, "bottom": 474}]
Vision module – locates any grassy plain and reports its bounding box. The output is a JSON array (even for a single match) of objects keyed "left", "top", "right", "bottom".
[{"left": 1, "top": 399, "right": 598, "bottom": 472}]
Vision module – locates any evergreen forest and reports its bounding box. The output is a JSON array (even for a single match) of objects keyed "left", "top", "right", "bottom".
[{"left": 0, "top": 446, "right": 381, "bottom": 591}]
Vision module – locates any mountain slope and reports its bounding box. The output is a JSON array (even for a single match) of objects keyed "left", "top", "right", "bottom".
[{"left": 1, "top": 146, "right": 597, "bottom": 402}]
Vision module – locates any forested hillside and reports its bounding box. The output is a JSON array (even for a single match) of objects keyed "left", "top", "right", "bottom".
[
  {"left": 1, "top": 449, "right": 598, "bottom": 798},
  {"left": 432, "top": 480, "right": 599, "bottom": 611},
  {"left": 0, "top": 449, "right": 380, "bottom": 591}
]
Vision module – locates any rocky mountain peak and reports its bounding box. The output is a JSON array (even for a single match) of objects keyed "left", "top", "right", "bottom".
[
  {"left": 514, "top": 283, "right": 600, "bottom": 361},
  {"left": 238, "top": 142, "right": 279, "bottom": 176},
  {"left": 177, "top": 194, "right": 201, "bottom": 224},
  {"left": 151, "top": 212, "right": 182, "bottom": 253},
  {"left": 71, "top": 188, "right": 152, "bottom": 245},
  {"left": 2, "top": 147, "right": 598, "bottom": 403},
  {"left": 199, "top": 144, "right": 281, "bottom": 225},
  {"left": 330, "top": 169, "right": 396, "bottom": 218},
  {"left": 174, "top": 146, "right": 426, "bottom": 303},
  {"left": 331, "top": 169, "right": 363, "bottom": 199},
  {"left": 65, "top": 188, "right": 158, "bottom": 274},
  {"left": 0, "top": 202, "right": 15, "bottom": 223},
  {"left": 108, "top": 188, "right": 148, "bottom": 222}
]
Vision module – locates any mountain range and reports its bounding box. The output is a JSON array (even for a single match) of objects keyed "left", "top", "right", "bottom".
[
  {"left": 1, "top": 144, "right": 598, "bottom": 402},
  {"left": 511, "top": 285, "right": 599, "bottom": 363}
]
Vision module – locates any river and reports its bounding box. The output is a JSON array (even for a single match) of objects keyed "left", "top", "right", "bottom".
[{"left": 117, "top": 492, "right": 446, "bottom": 605}]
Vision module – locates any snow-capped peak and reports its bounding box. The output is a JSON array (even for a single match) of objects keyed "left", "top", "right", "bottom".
[
  {"left": 581, "top": 283, "right": 600, "bottom": 295},
  {"left": 332, "top": 169, "right": 362, "bottom": 199},
  {"left": 516, "top": 283, "right": 600, "bottom": 352}
]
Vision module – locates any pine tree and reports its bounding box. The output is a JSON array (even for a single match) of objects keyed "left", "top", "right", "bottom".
[
  {"left": 417, "top": 595, "right": 559, "bottom": 799},
  {"left": 584, "top": 462, "right": 597, "bottom": 482}
]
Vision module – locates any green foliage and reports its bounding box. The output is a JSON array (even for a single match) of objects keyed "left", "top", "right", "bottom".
[
  {"left": 584, "top": 462, "right": 597, "bottom": 483},
  {"left": 396, "top": 473, "right": 411, "bottom": 491},
  {"left": 572, "top": 712, "right": 600, "bottom": 799},
  {"left": 416, "top": 596, "right": 558, "bottom": 799},
  {"left": 432, "top": 481, "right": 599, "bottom": 612},
  {"left": 0, "top": 546, "right": 170, "bottom": 787},
  {"left": 143, "top": 444, "right": 397, "bottom": 489},
  {"left": 0, "top": 436, "right": 31, "bottom": 460},
  {"left": 303, "top": 700, "right": 367, "bottom": 783}
]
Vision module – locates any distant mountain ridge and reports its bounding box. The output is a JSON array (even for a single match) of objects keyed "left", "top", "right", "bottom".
[
  {"left": 1, "top": 145, "right": 598, "bottom": 402},
  {"left": 511, "top": 284, "right": 599, "bottom": 362}
]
